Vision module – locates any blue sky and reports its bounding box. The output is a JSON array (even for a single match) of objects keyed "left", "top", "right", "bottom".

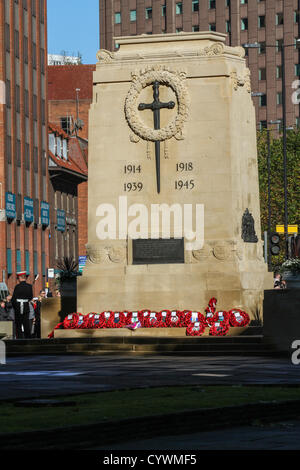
[{"left": 47, "top": 0, "right": 100, "bottom": 64}]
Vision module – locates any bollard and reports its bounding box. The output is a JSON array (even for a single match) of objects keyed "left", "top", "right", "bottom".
[{"left": 0, "top": 340, "right": 6, "bottom": 365}]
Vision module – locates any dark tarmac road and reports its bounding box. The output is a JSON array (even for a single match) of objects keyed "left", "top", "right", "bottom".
[{"left": 0, "top": 353, "right": 299, "bottom": 400}]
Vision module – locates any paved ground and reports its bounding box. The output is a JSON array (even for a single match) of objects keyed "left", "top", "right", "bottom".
[
  {"left": 0, "top": 354, "right": 299, "bottom": 400},
  {"left": 96, "top": 419, "right": 300, "bottom": 450}
]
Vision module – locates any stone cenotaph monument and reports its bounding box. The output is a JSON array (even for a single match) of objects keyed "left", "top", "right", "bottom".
[{"left": 77, "top": 32, "right": 272, "bottom": 319}]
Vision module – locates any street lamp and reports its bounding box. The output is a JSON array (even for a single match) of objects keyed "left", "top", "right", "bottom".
[{"left": 244, "top": 39, "right": 300, "bottom": 259}]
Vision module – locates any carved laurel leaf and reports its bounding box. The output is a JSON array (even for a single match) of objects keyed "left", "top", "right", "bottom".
[{"left": 124, "top": 66, "right": 190, "bottom": 142}]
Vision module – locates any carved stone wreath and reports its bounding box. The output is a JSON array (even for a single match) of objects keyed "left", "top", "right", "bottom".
[
  {"left": 124, "top": 66, "right": 190, "bottom": 142},
  {"left": 86, "top": 244, "right": 126, "bottom": 264}
]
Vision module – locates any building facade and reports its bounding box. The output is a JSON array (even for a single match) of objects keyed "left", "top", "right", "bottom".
[
  {"left": 48, "top": 123, "right": 87, "bottom": 286},
  {"left": 48, "top": 65, "right": 94, "bottom": 257},
  {"left": 99, "top": 0, "right": 300, "bottom": 129},
  {"left": 0, "top": 0, "right": 49, "bottom": 296}
]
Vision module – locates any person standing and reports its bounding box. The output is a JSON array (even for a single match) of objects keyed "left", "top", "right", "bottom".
[
  {"left": 11, "top": 271, "right": 33, "bottom": 339},
  {"left": 32, "top": 290, "right": 46, "bottom": 338}
]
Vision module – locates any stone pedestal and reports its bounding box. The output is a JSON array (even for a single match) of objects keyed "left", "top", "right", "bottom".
[{"left": 77, "top": 32, "right": 272, "bottom": 319}]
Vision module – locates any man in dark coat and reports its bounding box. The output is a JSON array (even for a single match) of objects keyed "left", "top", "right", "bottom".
[{"left": 11, "top": 272, "right": 33, "bottom": 339}]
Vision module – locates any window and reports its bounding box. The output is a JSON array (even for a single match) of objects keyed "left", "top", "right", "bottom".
[
  {"left": 277, "top": 92, "right": 282, "bottom": 105},
  {"left": 7, "top": 249, "right": 12, "bottom": 275},
  {"left": 241, "top": 0, "right": 247, "bottom": 4},
  {"left": 16, "top": 249, "right": 21, "bottom": 273},
  {"left": 62, "top": 139, "right": 68, "bottom": 160},
  {"left": 192, "top": 25, "right": 199, "bottom": 32},
  {"left": 259, "top": 41, "right": 266, "bottom": 54},
  {"left": 295, "top": 64, "right": 300, "bottom": 76},
  {"left": 25, "top": 250, "right": 30, "bottom": 275},
  {"left": 162, "top": 5, "right": 166, "bottom": 16},
  {"left": 15, "top": 85, "right": 20, "bottom": 112},
  {"left": 192, "top": 0, "right": 199, "bottom": 12},
  {"left": 145, "top": 7, "right": 152, "bottom": 19},
  {"left": 34, "top": 251, "right": 38, "bottom": 276},
  {"left": 209, "top": 23, "right": 216, "bottom": 31},
  {"left": 276, "top": 65, "right": 282, "bottom": 79},
  {"left": 276, "top": 13, "right": 284, "bottom": 26},
  {"left": 296, "top": 117, "right": 300, "bottom": 128},
  {"left": 226, "top": 21, "right": 231, "bottom": 33},
  {"left": 176, "top": 2, "right": 183, "bottom": 15},
  {"left": 209, "top": 0, "right": 216, "bottom": 9},
  {"left": 294, "top": 11, "right": 299, "bottom": 23},
  {"left": 42, "top": 252, "right": 46, "bottom": 277},
  {"left": 176, "top": 28, "right": 183, "bottom": 33},
  {"left": 241, "top": 18, "right": 248, "bottom": 30},
  {"left": 60, "top": 116, "right": 72, "bottom": 134},
  {"left": 5, "top": 24, "right": 10, "bottom": 52},
  {"left": 276, "top": 39, "right": 283, "bottom": 52},
  {"left": 225, "top": 0, "right": 230, "bottom": 6},
  {"left": 258, "top": 16, "right": 265, "bottom": 28},
  {"left": 56, "top": 136, "right": 62, "bottom": 157},
  {"left": 49, "top": 133, "right": 55, "bottom": 154},
  {"left": 259, "top": 94, "right": 267, "bottom": 107},
  {"left": 259, "top": 68, "right": 266, "bottom": 80},
  {"left": 23, "top": 36, "right": 28, "bottom": 63},
  {"left": 14, "top": 30, "right": 19, "bottom": 58},
  {"left": 259, "top": 121, "right": 267, "bottom": 131},
  {"left": 115, "top": 12, "right": 121, "bottom": 24}
]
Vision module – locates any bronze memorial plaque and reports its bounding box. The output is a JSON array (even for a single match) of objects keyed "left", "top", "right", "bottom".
[{"left": 132, "top": 238, "right": 184, "bottom": 265}]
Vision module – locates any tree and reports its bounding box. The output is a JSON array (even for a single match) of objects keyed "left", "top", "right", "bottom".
[{"left": 257, "top": 128, "right": 300, "bottom": 267}]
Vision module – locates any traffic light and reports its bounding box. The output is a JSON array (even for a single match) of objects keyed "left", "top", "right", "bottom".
[{"left": 269, "top": 232, "right": 281, "bottom": 256}]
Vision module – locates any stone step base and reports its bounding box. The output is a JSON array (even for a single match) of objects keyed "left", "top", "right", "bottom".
[{"left": 4, "top": 327, "right": 281, "bottom": 357}]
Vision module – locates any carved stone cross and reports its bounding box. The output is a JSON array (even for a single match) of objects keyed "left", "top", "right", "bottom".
[{"left": 138, "top": 81, "right": 175, "bottom": 193}]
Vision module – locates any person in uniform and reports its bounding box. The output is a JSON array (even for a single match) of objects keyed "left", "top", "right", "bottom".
[{"left": 11, "top": 271, "right": 33, "bottom": 339}]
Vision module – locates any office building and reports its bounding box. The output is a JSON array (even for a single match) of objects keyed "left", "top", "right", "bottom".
[{"left": 99, "top": 0, "right": 300, "bottom": 128}]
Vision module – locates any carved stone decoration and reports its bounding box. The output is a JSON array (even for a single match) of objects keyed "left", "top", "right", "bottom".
[
  {"left": 86, "top": 244, "right": 126, "bottom": 264},
  {"left": 230, "top": 69, "right": 251, "bottom": 93},
  {"left": 124, "top": 65, "right": 190, "bottom": 142},
  {"left": 86, "top": 244, "right": 108, "bottom": 264},
  {"left": 213, "top": 242, "right": 231, "bottom": 261},
  {"left": 130, "top": 134, "right": 140, "bottom": 143},
  {"left": 108, "top": 246, "right": 126, "bottom": 264},
  {"left": 192, "top": 244, "right": 211, "bottom": 261},
  {"left": 242, "top": 209, "right": 258, "bottom": 243},
  {"left": 96, "top": 49, "right": 115, "bottom": 63},
  {"left": 233, "top": 241, "right": 244, "bottom": 261},
  {"left": 197, "top": 43, "right": 225, "bottom": 57},
  {"left": 233, "top": 46, "right": 246, "bottom": 58}
]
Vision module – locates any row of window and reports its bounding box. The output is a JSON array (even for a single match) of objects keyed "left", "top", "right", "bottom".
[
  {"left": 259, "top": 118, "right": 300, "bottom": 131},
  {"left": 13, "top": 0, "right": 44, "bottom": 22},
  {"left": 116, "top": 13, "right": 299, "bottom": 33},
  {"left": 7, "top": 248, "right": 45, "bottom": 276},
  {"left": 48, "top": 133, "right": 68, "bottom": 160},
  {"left": 241, "top": 12, "right": 299, "bottom": 31},
  {"left": 116, "top": 1, "right": 199, "bottom": 22},
  {"left": 258, "top": 65, "right": 300, "bottom": 80},
  {"left": 115, "top": 2, "right": 299, "bottom": 24},
  {"left": 257, "top": 93, "right": 283, "bottom": 107},
  {"left": 5, "top": 26, "right": 46, "bottom": 71}
]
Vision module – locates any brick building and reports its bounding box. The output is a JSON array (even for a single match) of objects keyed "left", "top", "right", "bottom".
[
  {"left": 99, "top": 0, "right": 300, "bottom": 129},
  {"left": 0, "top": 0, "right": 49, "bottom": 296},
  {"left": 48, "top": 123, "right": 87, "bottom": 282},
  {"left": 48, "top": 65, "right": 95, "bottom": 257}
]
